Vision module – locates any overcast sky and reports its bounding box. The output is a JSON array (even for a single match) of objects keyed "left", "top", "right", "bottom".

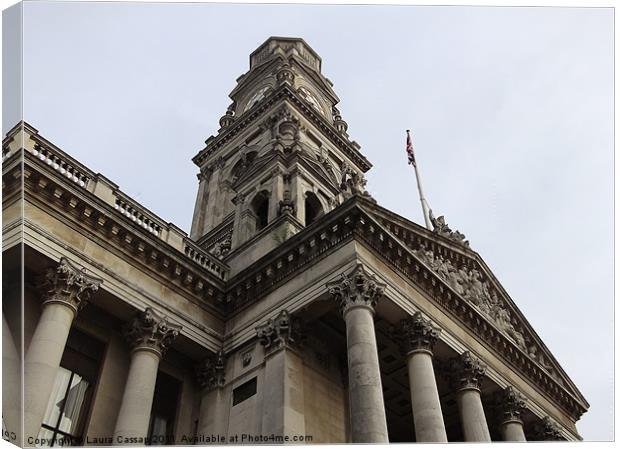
[{"left": 4, "top": 1, "right": 613, "bottom": 441}]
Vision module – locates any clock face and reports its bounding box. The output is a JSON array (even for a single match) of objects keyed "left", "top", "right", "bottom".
[
  {"left": 298, "top": 87, "right": 325, "bottom": 115},
  {"left": 245, "top": 86, "right": 272, "bottom": 112}
]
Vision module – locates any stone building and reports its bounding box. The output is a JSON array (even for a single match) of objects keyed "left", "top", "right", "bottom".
[{"left": 2, "top": 37, "right": 588, "bottom": 446}]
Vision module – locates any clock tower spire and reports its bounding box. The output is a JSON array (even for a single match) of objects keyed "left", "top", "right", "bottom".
[{"left": 190, "top": 37, "right": 373, "bottom": 261}]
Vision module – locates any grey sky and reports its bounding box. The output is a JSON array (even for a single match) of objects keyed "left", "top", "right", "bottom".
[{"left": 6, "top": 1, "right": 613, "bottom": 441}]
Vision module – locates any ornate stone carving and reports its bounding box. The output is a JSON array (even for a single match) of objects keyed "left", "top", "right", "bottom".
[
  {"left": 533, "top": 416, "right": 563, "bottom": 441},
  {"left": 429, "top": 209, "right": 469, "bottom": 247},
  {"left": 256, "top": 309, "right": 303, "bottom": 352},
  {"left": 497, "top": 386, "right": 527, "bottom": 424},
  {"left": 339, "top": 162, "right": 374, "bottom": 202},
  {"left": 393, "top": 312, "right": 441, "bottom": 355},
  {"left": 449, "top": 351, "right": 487, "bottom": 391},
  {"left": 276, "top": 62, "right": 295, "bottom": 85},
  {"left": 412, "top": 244, "right": 528, "bottom": 352},
  {"left": 326, "top": 264, "right": 386, "bottom": 316},
  {"left": 39, "top": 257, "right": 102, "bottom": 314},
  {"left": 278, "top": 190, "right": 296, "bottom": 215},
  {"left": 210, "top": 233, "right": 232, "bottom": 259},
  {"left": 123, "top": 307, "right": 182, "bottom": 357},
  {"left": 195, "top": 350, "right": 226, "bottom": 392}
]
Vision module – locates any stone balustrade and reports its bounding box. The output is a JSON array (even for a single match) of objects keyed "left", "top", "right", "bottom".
[
  {"left": 114, "top": 195, "right": 163, "bottom": 236},
  {"left": 31, "top": 143, "right": 91, "bottom": 188},
  {"left": 184, "top": 239, "right": 228, "bottom": 281}
]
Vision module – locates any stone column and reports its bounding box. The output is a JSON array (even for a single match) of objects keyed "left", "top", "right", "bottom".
[
  {"left": 394, "top": 312, "right": 447, "bottom": 442},
  {"left": 449, "top": 351, "right": 491, "bottom": 442},
  {"left": 3, "top": 315, "right": 22, "bottom": 446},
  {"left": 326, "top": 265, "right": 389, "bottom": 443},
  {"left": 23, "top": 258, "right": 101, "bottom": 442},
  {"left": 195, "top": 351, "right": 228, "bottom": 442},
  {"left": 112, "top": 308, "right": 181, "bottom": 446},
  {"left": 497, "top": 386, "right": 527, "bottom": 441},
  {"left": 268, "top": 167, "right": 284, "bottom": 222},
  {"left": 257, "top": 310, "right": 306, "bottom": 440}
]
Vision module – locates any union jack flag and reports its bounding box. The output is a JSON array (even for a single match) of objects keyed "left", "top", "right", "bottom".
[{"left": 406, "top": 129, "right": 416, "bottom": 166}]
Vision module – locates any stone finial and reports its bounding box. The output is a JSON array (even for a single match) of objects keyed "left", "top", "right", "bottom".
[
  {"left": 195, "top": 350, "right": 226, "bottom": 392},
  {"left": 39, "top": 257, "right": 102, "bottom": 315},
  {"left": 393, "top": 312, "right": 441, "bottom": 355},
  {"left": 123, "top": 307, "right": 182, "bottom": 357},
  {"left": 497, "top": 386, "right": 527, "bottom": 424},
  {"left": 326, "top": 264, "right": 386, "bottom": 316},
  {"left": 449, "top": 351, "right": 487, "bottom": 391},
  {"left": 533, "top": 416, "right": 563, "bottom": 441},
  {"left": 256, "top": 310, "right": 302, "bottom": 353}
]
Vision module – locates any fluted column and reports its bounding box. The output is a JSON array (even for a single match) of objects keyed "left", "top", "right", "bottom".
[
  {"left": 195, "top": 350, "right": 228, "bottom": 442},
  {"left": 113, "top": 308, "right": 181, "bottom": 445},
  {"left": 327, "top": 265, "right": 389, "bottom": 443},
  {"left": 24, "top": 258, "right": 101, "bottom": 442},
  {"left": 257, "top": 310, "right": 306, "bottom": 440},
  {"left": 394, "top": 312, "right": 447, "bottom": 442},
  {"left": 497, "top": 386, "right": 527, "bottom": 441},
  {"left": 450, "top": 351, "right": 491, "bottom": 442}
]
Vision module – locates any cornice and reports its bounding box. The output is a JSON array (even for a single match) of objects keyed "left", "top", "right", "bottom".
[
  {"left": 17, "top": 150, "right": 228, "bottom": 314},
  {"left": 222, "top": 195, "right": 587, "bottom": 421},
  {"left": 192, "top": 85, "right": 371, "bottom": 172}
]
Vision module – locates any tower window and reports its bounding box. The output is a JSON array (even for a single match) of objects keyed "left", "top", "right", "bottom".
[
  {"left": 304, "top": 192, "right": 324, "bottom": 226},
  {"left": 251, "top": 191, "right": 270, "bottom": 231}
]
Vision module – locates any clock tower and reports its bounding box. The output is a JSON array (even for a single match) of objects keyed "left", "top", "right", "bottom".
[{"left": 190, "top": 37, "right": 373, "bottom": 261}]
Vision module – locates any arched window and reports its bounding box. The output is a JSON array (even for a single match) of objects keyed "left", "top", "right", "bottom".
[
  {"left": 251, "top": 191, "right": 270, "bottom": 231},
  {"left": 304, "top": 192, "right": 324, "bottom": 226}
]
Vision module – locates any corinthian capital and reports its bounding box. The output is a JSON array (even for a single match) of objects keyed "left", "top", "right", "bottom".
[
  {"left": 196, "top": 350, "right": 226, "bottom": 392},
  {"left": 497, "top": 386, "right": 526, "bottom": 424},
  {"left": 449, "top": 351, "right": 487, "bottom": 391},
  {"left": 256, "top": 310, "right": 302, "bottom": 353},
  {"left": 533, "top": 416, "right": 563, "bottom": 441},
  {"left": 326, "top": 264, "right": 386, "bottom": 316},
  {"left": 123, "top": 307, "right": 181, "bottom": 358},
  {"left": 39, "top": 257, "right": 102, "bottom": 315},
  {"left": 394, "top": 312, "right": 441, "bottom": 355}
]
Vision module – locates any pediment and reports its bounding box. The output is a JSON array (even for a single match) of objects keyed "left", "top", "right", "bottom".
[
  {"left": 296, "top": 150, "right": 340, "bottom": 191},
  {"left": 356, "top": 200, "right": 588, "bottom": 412}
]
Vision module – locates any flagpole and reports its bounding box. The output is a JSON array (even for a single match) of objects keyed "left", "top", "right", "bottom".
[{"left": 406, "top": 130, "right": 432, "bottom": 230}]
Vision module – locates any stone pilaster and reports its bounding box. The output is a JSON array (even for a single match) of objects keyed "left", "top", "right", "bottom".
[
  {"left": 113, "top": 308, "right": 181, "bottom": 445},
  {"left": 394, "top": 312, "right": 447, "bottom": 442},
  {"left": 497, "top": 386, "right": 527, "bottom": 441},
  {"left": 326, "top": 265, "right": 389, "bottom": 443},
  {"left": 257, "top": 310, "right": 306, "bottom": 440},
  {"left": 196, "top": 351, "right": 228, "bottom": 440},
  {"left": 450, "top": 351, "right": 491, "bottom": 442},
  {"left": 24, "top": 258, "right": 101, "bottom": 442}
]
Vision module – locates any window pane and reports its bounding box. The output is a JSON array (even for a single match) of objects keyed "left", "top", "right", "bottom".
[
  {"left": 41, "top": 368, "right": 72, "bottom": 427},
  {"left": 57, "top": 374, "right": 89, "bottom": 435},
  {"left": 149, "top": 416, "right": 168, "bottom": 446}
]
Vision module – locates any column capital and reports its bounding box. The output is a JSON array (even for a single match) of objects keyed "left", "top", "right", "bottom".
[
  {"left": 393, "top": 311, "right": 441, "bottom": 355},
  {"left": 256, "top": 310, "right": 303, "bottom": 354},
  {"left": 534, "top": 416, "right": 564, "bottom": 441},
  {"left": 123, "top": 307, "right": 182, "bottom": 358},
  {"left": 196, "top": 350, "right": 226, "bottom": 392},
  {"left": 497, "top": 386, "right": 527, "bottom": 424},
  {"left": 449, "top": 351, "right": 487, "bottom": 392},
  {"left": 326, "top": 264, "right": 386, "bottom": 316},
  {"left": 39, "top": 257, "right": 102, "bottom": 315}
]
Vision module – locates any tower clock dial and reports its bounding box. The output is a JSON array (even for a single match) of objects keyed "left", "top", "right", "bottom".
[
  {"left": 245, "top": 86, "right": 272, "bottom": 112},
  {"left": 298, "top": 87, "right": 325, "bottom": 115}
]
